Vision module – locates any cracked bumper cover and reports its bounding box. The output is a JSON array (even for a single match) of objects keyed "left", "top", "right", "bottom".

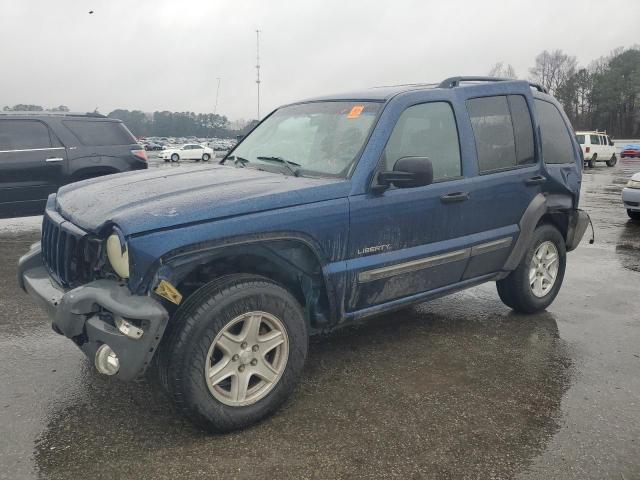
[{"left": 18, "top": 242, "right": 169, "bottom": 380}]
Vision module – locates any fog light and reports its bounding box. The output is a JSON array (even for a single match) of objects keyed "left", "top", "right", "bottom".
[{"left": 95, "top": 344, "right": 120, "bottom": 375}]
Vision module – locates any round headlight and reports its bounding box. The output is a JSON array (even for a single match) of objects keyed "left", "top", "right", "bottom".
[{"left": 106, "top": 233, "right": 130, "bottom": 279}]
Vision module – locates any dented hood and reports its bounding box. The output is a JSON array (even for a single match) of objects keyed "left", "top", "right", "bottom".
[{"left": 55, "top": 165, "right": 344, "bottom": 235}]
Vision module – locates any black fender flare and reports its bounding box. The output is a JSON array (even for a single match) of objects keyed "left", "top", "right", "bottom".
[
  {"left": 499, "top": 193, "right": 579, "bottom": 278},
  {"left": 138, "top": 233, "right": 340, "bottom": 327}
]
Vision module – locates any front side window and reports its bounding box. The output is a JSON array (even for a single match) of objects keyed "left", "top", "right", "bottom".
[
  {"left": 0, "top": 120, "right": 52, "bottom": 150},
  {"left": 535, "top": 100, "right": 575, "bottom": 164},
  {"left": 382, "top": 102, "right": 461, "bottom": 181},
  {"left": 230, "top": 101, "right": 381, "bottom": 177}
]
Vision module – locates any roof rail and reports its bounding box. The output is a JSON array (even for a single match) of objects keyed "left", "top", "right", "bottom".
[
  {"left": 438, "top": 76, "right": 548, "bottom": 94},
  {"left": 0, "top": 111, "right": 106, "bottom": 118}
]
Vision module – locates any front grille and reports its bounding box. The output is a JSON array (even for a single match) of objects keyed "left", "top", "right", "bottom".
[{"left": 41, "top": 211, "right": 88, "bottom": 288}]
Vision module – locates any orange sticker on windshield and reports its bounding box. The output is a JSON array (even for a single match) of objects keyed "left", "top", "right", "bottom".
[{"left": 347, "top": 105, "right": 364, "bottom": 119}]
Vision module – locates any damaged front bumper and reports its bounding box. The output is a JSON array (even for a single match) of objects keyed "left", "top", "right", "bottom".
[{"left": 18, "top": 242, "right": 169, "bottom": 380}]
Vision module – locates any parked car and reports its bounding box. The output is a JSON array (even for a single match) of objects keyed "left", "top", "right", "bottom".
[
  {"left": 18, "top": 76, "right": 588, "bottom": 432},
  {"left": 620, "top": 144, "right": 640, "bottom": 159},
  {"left": 144, "top": 142, "right": 163, "bottom": 151},
  {"left": 0, "top": 112, "right": 147, "bottom": 218},
  {"left": 158, "top": 143, "right": 213, "bottom": 162},
  {"left": 575, "top": 130, "right": 617, "bottom": 168},
  {"left": 622, "top": 172, "right": 640, "bottom": 220}
]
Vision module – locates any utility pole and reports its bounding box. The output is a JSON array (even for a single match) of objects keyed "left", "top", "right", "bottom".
[
  {"left": 213, "top": 77, "right": 221, "bottom": 116},
  {"left": 255, "top": 29, "right": 261, "bottom": 120}
]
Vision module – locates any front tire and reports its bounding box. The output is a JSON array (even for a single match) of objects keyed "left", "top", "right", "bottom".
[
  {"left": 171, "top": 153, "right": 180, "bottom": 163},
  {"left": 496, "top": 224, "right": 567, "bottom": 314},
  {"left": 158, "top": 274, "right": 308, "bottom": 432},
  {"left": 628, "top": 210, "right": 640, "bottom": 221},
  {"left": 202, "top": 153, "right": 211, "bottom": 161},
  {"left": 606, "top": 154, "right": 617, "bottom": 167}
]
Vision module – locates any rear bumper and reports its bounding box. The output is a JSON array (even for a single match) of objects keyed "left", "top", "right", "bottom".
[
  {"left": 565, "top": 209, "right": 590, "bottom": 251},
  {"left": 18, "top": 243, "right": 168, "bottom": 380},
  {"left": 622, "top": 187, "right": 640, "bottom": 212}
]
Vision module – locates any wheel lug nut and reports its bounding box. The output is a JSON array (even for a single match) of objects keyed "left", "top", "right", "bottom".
[
  {"left": 241, "top": 342, "right": 248, "bottom": 349},
  {"left": 252, "top": 345, "right": 259, "bottom": 352},
  {"left": 238, "top": 365, "right": 245, "bottom": 372},
  {"left": 232, "top": 354, "right": 239, "bottom": 361},
  {"left": 250, "top": 359, "right": 258, "bottom": 366}
]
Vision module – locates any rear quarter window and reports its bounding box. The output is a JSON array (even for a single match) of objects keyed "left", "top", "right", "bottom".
[
  {"left": 576, "top": 134, "right": 585, "bottom": 144},
  {"left": 534, "top": 100, "right": 575, "bottom": 164},
  {"left": 63, "top": 120, "right": 136, "bottom": 146}
]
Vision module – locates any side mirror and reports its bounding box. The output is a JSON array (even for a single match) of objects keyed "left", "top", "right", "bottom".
[{"left": 376, "top": 156, "right": 434, "bottom": 189}]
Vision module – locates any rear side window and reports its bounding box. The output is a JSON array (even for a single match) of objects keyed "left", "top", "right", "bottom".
[
  {"left": 508, "top": 96, "right": 535, "bottom": 165},
  {"left": 590, "top": 134, "right": 600, "bottom": 145},
  {"left": 383, "top": 102, "right": 461, "bottom": 182},
  {"left": 0, "top": 120, "right": 52, "bottom": 150},
  {"left": 467, "top": 95, "right": 535, "bottom": 172},
  {"left": 576, "top": 134, "right": 585, "bottom": 144},
  {"left": 535, "top": 100, "right": 576, "bottom": 164},
  {"left": 63, "top": 120, "right": 136, "bottom": 146}
]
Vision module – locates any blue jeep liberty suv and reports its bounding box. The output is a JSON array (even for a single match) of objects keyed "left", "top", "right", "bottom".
[{"left": 18, "top": 76, "right": 589, "bottom": 431}]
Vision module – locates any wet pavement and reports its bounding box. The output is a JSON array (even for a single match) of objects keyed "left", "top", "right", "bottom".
[{"left": 1, "top": 159, "right": 639, "bottom": 479}]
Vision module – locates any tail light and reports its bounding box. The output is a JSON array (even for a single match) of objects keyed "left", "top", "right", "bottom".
[
  {"left": 131, "top": 149, "right": 148, "bottom": 162},
  {"left": 585, "top": 147, "right": 590, "bottom": 153}
]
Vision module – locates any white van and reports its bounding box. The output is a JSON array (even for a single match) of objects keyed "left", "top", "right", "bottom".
[{"left": 575, "top": 131, "right": 617, "bottom": 168}]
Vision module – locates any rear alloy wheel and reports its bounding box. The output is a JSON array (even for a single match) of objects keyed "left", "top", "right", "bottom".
[
  {"left": 171, "top": 153, "right": 180, "bottom": 163},
  {"left": 158, "top": 274, "right": 308, "bottom": 432},
  {"left": 202, "top": 153, "right": 211, "bottom": 161},
  {"left": 496, "top": 224, "right": 566, "bottom": 313},
  {"left": 606, "top": 154, "right": 617, "bottom": 167}
]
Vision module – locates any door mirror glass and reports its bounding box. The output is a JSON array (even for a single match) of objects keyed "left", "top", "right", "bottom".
[{"left": 377, "top": 156, "right": 434, "bottom": 189}]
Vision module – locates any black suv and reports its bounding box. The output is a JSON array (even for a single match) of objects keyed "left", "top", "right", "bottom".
[{"left": 0, "top": 112, "right": 147, "bottom": 218}]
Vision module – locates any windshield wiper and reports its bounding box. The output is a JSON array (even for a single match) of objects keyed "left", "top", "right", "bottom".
[
  {"left": 256, "top": 156, "right": 301, "bottom": 176},
  {"left": 221, "top": 155, "right": 250, "bottom": 167}
]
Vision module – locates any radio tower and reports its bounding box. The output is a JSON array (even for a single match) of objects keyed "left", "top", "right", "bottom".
[{"left": 255, "top": 29, "right": 261, "bottom": 119}]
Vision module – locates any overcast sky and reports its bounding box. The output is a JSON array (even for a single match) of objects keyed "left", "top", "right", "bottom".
[{"left": 1, "top": 0, "right": 638, "bottom": 120}]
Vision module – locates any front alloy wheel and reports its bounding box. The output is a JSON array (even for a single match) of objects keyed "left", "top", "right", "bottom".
[
  {"left": 206, "top": 311, "right": 289, "bottom": 406},
  {"left": 157, "top": 274, "right": 308, "bottom": 432}
]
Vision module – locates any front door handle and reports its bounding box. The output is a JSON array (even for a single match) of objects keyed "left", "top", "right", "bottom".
[
  {"left": 440, "top": 192, "right": 469, "bottom": 203},
  {"left": 525, "top": 175, "right": 546, "bottom": 185},
  {"left": 45, "top": 157, "right": 64, "bottom": 163}
]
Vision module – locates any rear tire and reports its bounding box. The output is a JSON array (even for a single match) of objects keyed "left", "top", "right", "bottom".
[
  {"left": 588, "top": 154, "right": 596, "bottom": 168},
  {"left": 628, "top": 210, "right": 640, "bottom": 221},
  {"left": 496, "top": 224, "right": 566, "bottom": 314},
  {"left": 158, "top": 274, "right": 308, "bottom": 432},
  {"left": 606, "top": 154, "right": 617, "bottom": 167}
]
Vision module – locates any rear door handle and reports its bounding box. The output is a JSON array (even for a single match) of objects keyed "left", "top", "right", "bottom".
[
  {"left": 45, "top": 157, "right": 64, "bottom": 163},
  {"left": 440, "top": 192, "right": 469, "bottom": 203},
  {"left": 525, "top": 175, "right": 546, "bottom": 185}
]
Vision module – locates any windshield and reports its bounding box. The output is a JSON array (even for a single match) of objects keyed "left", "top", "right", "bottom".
[{"left": 229, "top": 101, "right": 382, "bottom": 177}]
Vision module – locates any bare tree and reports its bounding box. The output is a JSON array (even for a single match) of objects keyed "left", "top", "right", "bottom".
[
  {"left": 488, "top": 62, "right": 517, "bottom": 79},
  {"left": 529, "top": 50, "right": 577, "bottom": 94}
]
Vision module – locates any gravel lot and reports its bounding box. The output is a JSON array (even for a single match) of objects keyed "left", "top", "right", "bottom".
[{"left": 1, "top": 157, "right": 639, "bottom": 479}]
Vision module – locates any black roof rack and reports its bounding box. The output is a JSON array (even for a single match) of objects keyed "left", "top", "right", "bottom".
[
  {"left": 438, "top": 76, "right": 548, "bottom": 94},
  {"left": 0, "top": 111, "right": 106, "bottom": 118}
]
